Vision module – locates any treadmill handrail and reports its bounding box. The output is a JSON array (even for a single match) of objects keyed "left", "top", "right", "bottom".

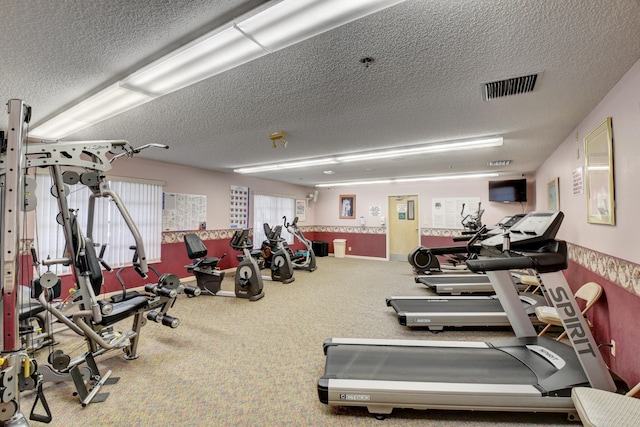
[
  {"left": 428, "top": 245, "right": 478, "bottom": 256},
  {"left": 467, "top": 240, "right": 568, "bottom": 274}
]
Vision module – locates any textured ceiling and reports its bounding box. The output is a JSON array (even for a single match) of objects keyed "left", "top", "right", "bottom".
[{"left": 2, "top": 0, "right": 640, "bottom": 186}]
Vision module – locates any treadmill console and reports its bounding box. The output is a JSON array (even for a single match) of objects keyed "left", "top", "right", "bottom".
[
  {"left": 486, "top": 213, "right": 526, "bottom": 236},
  {"left": 481, "top": 211, "right": 563, "bottom": 248},
  {"left": 500, "top": 213, "right": 526, "bottom": 228}
]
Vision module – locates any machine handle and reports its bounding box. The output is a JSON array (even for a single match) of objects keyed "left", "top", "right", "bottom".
[{"left": 466, "top": 241, "right": 568, "bottom": 273}]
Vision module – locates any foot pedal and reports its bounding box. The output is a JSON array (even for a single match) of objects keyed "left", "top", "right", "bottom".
[
  {"left": 104, "top": 377, "right": 120, "bottom": 386},
  {"left": 72, "top": 367, "right": 114, "bottom": 407},
  {"left": 90, "top": 392, "right": 110, "bottom": 404}
]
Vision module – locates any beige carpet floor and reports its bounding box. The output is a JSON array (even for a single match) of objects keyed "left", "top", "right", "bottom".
[{"left": 21, "top": 256, "right": 574, "bottom": 426}]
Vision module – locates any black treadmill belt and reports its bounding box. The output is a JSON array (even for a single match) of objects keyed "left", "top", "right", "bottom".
[
  {"left": 324, "top": 345, "right": 538, "bottom": 384},
  {"left": 388, "top": 298, "right": 503, "bottom": 313},
  {"left": 418, "top": 275, "right": 490, "bottom": 286}
]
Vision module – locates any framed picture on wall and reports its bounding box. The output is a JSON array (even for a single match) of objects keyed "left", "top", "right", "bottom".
[
  {"left": 339, "top": 194, "right": 356, "bottom": 219},
  {"left": 295, "top": 199, "right": 306, "bottom": 222},
  {"left": 547, "top": 177, "right": 559, "bottom": 211}
]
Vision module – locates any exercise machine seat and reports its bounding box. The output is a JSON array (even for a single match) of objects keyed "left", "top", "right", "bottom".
[
  {"left": 572, "top": 386, "right": 640, "bottom": 427},
  {"left": 184, "top": 233, "right": 221, "bottom": 269},
  {"left": 97, "top": 296, "right": 149, "bottom": 326}
]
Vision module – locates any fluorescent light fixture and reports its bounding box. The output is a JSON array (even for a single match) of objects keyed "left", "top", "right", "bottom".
[
  {"left": 30, "top": 84, "right": 155, "bottom": 139},
  {"left": 316, "top": 179, "right": 394, "bottom": 187},
  {"left": 122, "top": 27, "right": 266, "bottom": 95},
  {"left": 234, "top": 158, "right": 338, "bottom": 174},
  {"left": 336, "top": 137, "right": 503, "bottom": 162},
  {"left": 315, "top": 173, "right": 500, "bottom": 187},
  {"left": 395, "top": 172, "right": 499, "bottom": 183},
  {"left": 234, "top": 136, "right": 503, "bottom": 174},
  {"left": 30, "top": 0, "right": 405, "bottom": 139},
  {"left": 236, "top": 0, "right": 405, "bottom": 52}
]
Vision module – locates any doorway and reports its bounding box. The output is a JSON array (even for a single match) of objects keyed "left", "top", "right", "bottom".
[{"left": 388, "top": 195, "right": 419, "bottom": 262}]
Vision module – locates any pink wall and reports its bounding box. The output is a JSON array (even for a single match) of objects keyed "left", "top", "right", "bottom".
[
  {"left": 533, "top": 57, "right": 640, "bottom": 387},
  {"left": 314, "top": 178, "right": 535, "bottom": 230},
  {"left": 312, "top": 232, "right": 386, "bottom": 258},
  {"left": 108, "top": 158, "right": 316, "bottom": 230},
  {"left": 535, "top": 58, "right": 640, "bottom": 265},
  {"left": 564, "top": 261, "right": 640, "bottom": 387}
]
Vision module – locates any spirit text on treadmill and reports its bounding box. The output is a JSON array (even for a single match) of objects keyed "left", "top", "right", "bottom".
[
  {"left": 340, "top": 394, "right": 371, "bottom": 401},
  {"left": 547, "top": 287, "right": 596, "bottom": 356}
]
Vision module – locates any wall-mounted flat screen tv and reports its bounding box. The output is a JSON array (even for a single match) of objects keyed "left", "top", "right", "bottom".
[{"left": 488, "top": 178, "right": 527, "bottom": 203}]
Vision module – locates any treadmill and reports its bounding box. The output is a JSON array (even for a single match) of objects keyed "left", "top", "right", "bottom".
[
  {"left": 386, "top": 292, "right": 547, "bottom": 331},
  {"left": 415, "top": 273, "right": 528, "bottom": 295},
  {"left": 388, "top": 214, "right": 553, "bottom": 330},
  {"left": 408, "top": 214, "right": 526, "bottom": 277},
  {"left": 318, "top": 211, "right": 615, "bottom": 419},
  {"left": 412, "top": 215, "right": 532, "bottom": 295}
]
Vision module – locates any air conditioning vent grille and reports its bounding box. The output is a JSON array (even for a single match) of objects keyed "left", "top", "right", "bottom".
[{"left": 483, "top": 73, "right": 539, "bottom": 100}]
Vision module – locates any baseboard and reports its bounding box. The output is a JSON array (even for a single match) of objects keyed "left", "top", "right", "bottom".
[{"left": 333, "top": 254, "right": 388, "bottom": 261}]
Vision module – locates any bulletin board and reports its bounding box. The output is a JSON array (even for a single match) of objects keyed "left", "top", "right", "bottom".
[
  {"left": 431, "top": 197, "right": 480, "bottom": 229},
  {"left": 163, "top": 192, "right": 207, "bottom": 231}
]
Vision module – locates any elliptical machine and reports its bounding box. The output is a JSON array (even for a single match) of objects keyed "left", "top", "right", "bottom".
[
  {"left": 460, "top": 202, "right": 484, "bottom": 232},
  {"left": 283, "top": 216, "right": 317, "bottom": 272},
  {"left": 260, "top": 223, "right": 295, "bottom": 283},
  {"left": 408, "top": 203, "right": 485, "bottom": 275},
  {"left": 407, "top": 226, "right": 486, "bottom": 275}
]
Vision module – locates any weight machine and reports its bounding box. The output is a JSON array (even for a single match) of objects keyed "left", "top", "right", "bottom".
[{"left": 0, "top": 99, "right": 198, "bottom": 425}]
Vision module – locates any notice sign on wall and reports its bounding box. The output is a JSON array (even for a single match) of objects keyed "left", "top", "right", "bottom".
[
  {"left": 431, "top": 197, "right": 480, "bottom": 229},
  {"left": 163, "top": 192, "right": 207, "bottom": 231},
  {"left": 573, "top": 167, "right": 584, "bottom": 195}
]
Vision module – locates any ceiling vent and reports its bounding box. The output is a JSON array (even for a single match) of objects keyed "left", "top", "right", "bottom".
[
  {"left": 483, "top": 73, "right": 539, "bottom": 101},
  {"left": 488, "top": 160, "right": 512, "bottom": 167}
]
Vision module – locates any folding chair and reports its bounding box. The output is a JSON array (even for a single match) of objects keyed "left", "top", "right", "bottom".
[{"left": 535, "top": 281, "right": 603, "bottom": 341}]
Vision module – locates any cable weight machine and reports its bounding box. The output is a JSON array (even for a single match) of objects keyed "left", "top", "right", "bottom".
[{"left": 1, "top": 99, "right": 200, "bottom": 424}]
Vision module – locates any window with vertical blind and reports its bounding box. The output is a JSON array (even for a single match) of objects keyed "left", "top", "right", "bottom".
[
  {"left": 34, "top": 174, "right": 163, "bottom": 275},
  {"left": 252, "top": 194, "right": 295, "bottom": 249}
]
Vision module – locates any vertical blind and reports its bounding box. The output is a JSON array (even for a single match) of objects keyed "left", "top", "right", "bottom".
[
  {"left": 252, "top": 194, "right": 295, "bottom": 249},
  {"left": 34, "top": 174, "right": 162, "bottom": 275}
]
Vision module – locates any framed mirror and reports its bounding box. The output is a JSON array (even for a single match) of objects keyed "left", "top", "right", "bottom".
[
  {"left": 584, "top": 117, "right": 615, "bottom": 225},
  {"left": 547, "top": 177, "right": 559, "bottom": 211}
]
